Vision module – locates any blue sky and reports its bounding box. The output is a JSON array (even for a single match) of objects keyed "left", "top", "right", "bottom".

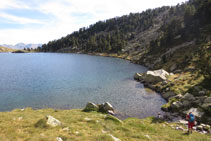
[{"left": 0, "top": 0, "right": 188, "bottom": 45}]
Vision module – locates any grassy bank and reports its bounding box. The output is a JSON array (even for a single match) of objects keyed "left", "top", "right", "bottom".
[{"left": 0, "top": 108, "right": 210, "bottom": 141}]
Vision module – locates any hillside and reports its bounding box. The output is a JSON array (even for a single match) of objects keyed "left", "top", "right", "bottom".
[
  {"left": 0, "top": 108, "right": 210, "bottom": 141},
  {"left": 39, "top": 0, "right": 210, "bottom": 71},
  {"left": 0, "top": 46, "right": 17, "bottom": 52}
]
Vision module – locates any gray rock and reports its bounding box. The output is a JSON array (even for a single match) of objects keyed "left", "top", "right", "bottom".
[
  {"left": 83, "top": 102, "right": 99, "bottom": 112},
  {"left": 46, "top": 115, "right": 62, "bottom": 127},
  {"left": 170, "top": 64, "right": 177, "bottom": 72},
  {"left": 134, "top": 73, "right": 142, "bottom": 81},
  {"left": 198, "top": 91, "right": 206, "bottom": 96},
  {"left": 196, "top": 125, "right": 203, "bottom": 131},
  {"left": 182, "top": 100, "right": 191, "bottom": 107},
  {"left": 204, "top": 97, "right": 211, "bottom": 103},
  {"left": 56, "top": 137, "right": 63, "bottom": 141},
  {"left": 103, "top": 102, "right": 114, "bottom": 111},
  {"left": 162, "top": 91, "right": 176, "bottom": 100},
  {"left": 183, "top": 93, "right": 195, "bottom": 101},
  {"left": 171, "top": 101, "right": 183, "bottom": 109},
  {"left": 178, "top": 120, "right": 188, "bottom": 125}
]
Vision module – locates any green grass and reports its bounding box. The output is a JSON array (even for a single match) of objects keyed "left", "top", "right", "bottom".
[{"left": 0, "top": 108, "right": 210, "bottom": 141}]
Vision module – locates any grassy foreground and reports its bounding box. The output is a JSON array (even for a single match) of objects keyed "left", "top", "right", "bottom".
[{"left": 0, "top": 108, "right": 210, "bottom": 141}]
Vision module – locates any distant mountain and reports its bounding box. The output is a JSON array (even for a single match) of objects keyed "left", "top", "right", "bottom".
[
  {"left": 1, "top": 43, "right": 42, "bottom": 50},
  {"left": 0, "top": 46, "right": 17, "bottom": 52}
]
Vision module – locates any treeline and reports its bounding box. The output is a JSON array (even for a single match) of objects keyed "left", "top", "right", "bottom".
[{"left": 39, "top": 6, "right": 170, "bottom": 53}]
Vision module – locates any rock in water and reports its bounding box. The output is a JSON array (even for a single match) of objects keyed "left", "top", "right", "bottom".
[
  {"left": 46, "top": 115, "right": 62, "bottom": 127},
  {"left": 83, "top": 102, "right": 99, "bottom": 112}
]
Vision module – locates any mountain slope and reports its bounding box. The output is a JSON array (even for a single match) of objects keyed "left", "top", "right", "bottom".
[
  {"left": 40, "top": 0, "right": 210, "bottom": 72},
  {"left": 1, "top": 43, "right": 42, "bottom": 50},
  {"left": 0, "top": 46, "right": 17, "bottom": 52}
]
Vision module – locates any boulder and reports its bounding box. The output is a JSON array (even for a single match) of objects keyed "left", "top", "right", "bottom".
[
  {"left": 182, "top": 93, "right": 195, "bottom": 101},
  {"left": 162, "top": 91, "right": 176, "bottom": 100},
  {"left": 182, "top": 100, "right": 191, "bottom": 107},
  {"left": 144, "top": 69, "right": 169, "bottom": 83},
  {"left": 134, "top": 73, "right": 143, "bottom": 81},
  {"left": 171, "top": 101, "right": 183, "bottom": 110},
  {"left": 202, "top": 97, "right": 211, "bottom": 112},
  {"left": 99, "top": 102, "right": 114, "bottom": 113},
  {"left": 46, "top": 115, "right": 62, "bottom": 127},
  {"left": 83, "top": 102, "right": 99, "bottom": 112}
]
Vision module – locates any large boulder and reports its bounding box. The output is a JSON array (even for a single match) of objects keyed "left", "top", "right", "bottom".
[
  {"left": 144, "top": 69, "right": 169, "bottom": 83},
  {"left": 46, "top": 115, "right": 62, "bottom": 127},
  {"left": 83, "top": 102, "right": 99, "bottom": 112}
]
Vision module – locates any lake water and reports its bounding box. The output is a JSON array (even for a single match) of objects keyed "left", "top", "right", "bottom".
[{"left": 0, "top": 53, "right": 166, "bottom": 118}]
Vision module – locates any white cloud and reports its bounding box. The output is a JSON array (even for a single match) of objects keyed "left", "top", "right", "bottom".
[
  {"left": 0, "top": 0, "right": 29, "bottom": 9},
  {"left": 0, "top": 12, "right": 45, "bottom": 24},
  {"left": 0, "top": 0, "right": 189, "bottom": 45}
]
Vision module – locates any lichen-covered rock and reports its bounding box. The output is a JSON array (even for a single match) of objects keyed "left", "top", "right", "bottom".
[{"left": 83, "top": 102, "right": 99, "bottom": 112}]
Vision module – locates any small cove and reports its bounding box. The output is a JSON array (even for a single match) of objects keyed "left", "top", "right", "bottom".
[{"left": 0, "top": 53, "right": 166, "bottom": 118}]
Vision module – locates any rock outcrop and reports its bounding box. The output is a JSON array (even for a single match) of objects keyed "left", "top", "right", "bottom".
[{"left": 83, "top": 102, "right": 115, "bottom": 115}]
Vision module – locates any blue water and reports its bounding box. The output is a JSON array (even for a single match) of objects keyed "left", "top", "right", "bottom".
[{"left": 0, "top": 53, "right": 166, "bottom": 118}]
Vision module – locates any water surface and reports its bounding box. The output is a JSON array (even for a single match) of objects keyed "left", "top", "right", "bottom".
[{"left": 0, "top": 53, "right": 166, "bottom": 118}]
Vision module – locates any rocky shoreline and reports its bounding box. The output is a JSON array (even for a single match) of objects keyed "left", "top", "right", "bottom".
[{"left": 134, "top": 69, "right": 211, "bottom": 132}]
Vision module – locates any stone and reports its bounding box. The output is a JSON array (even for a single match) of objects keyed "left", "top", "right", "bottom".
[
  {"left": 170, "top": 64, "right": 177, "bottom": 72},
  {"left": 134, "top": 73, "right": 142, "bottom": 81},
  {"left": 62, "top": 127, "right": 70, "bottom": 132},
  {"left": 204, "top": 97, "right": 211, "bottom": 103},
  {"left": 46, "top": 115, "right": 62, "bottom": 127},
  {"left": 183, "top": 93, "right": 195, "bottom": 101},
  {"left": 83, "top": 102, "right": 99, "bottom": 112},
  {"left": 171, "top": 101, "right": 183, "bottom": 110},
  {"left": 104, "top": 102, "right": 114, "bottom": 111},
  {"left": 144, "top": 135, "right": 151, "bottom": 140},
  {"left": 178, "top": 120, "right": 188, "bottom": 125},
  {"left": 108, "top": 110, "right": 115, "bottom": 115},
  {"left": 203, "top": 125, "right": 210, "bottom": 131},
  {"left": 182, "top": 100, "right": 191, "bottom": 107},
  {"left": 109, "top": 134, "right": 121, "bottom": 141},
  {"left": 198, "top": 91, "right": 206, "bottom": 96},
  {"left": 175, "top": 126, "right": 184, "bottom": 131},
  {"left": 84, "top": 117, "right": 92, "bottom": 121},
  {"left": 56, "top": 137, "right": 63, "bottom": 141},
  {"left": 162, "top": 91, "right": 176, "bottom": 100},
  {"left": 196, "top": 125, "right": 203, "bottom": 131}
]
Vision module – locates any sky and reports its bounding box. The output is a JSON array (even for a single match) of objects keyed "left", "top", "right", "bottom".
[{"left": 0, "top": 0, "right": 189, "bottom": 45}]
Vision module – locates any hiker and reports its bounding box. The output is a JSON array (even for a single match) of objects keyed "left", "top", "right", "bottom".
[{"left": 186, "top": 112, "right": 195, "bottom": 134}]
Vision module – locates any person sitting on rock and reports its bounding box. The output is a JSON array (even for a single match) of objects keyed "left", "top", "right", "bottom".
[{"left": 186, "top": 112, "right": 195, "bottom": 134}]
